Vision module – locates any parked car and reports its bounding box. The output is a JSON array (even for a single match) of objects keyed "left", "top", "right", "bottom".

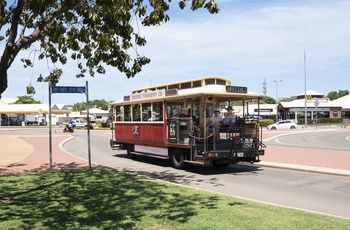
[
  {"left": 266, "top": 120, "right": 298, "bottom": 130},
  {"left": 70, "top": 119, "right": 87, "bottom": 127}
]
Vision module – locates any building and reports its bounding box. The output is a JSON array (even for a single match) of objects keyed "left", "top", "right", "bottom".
[
  {"left": 332, "top": 95, "right": 350, "bottom": 119},
  {"left": 0, "top": 103, "right": 71, "bottom": 126},
  {"left": 81, "top": 108, "right": 110, "bottom": 122},
  {"left": 229, "top": 90, "right": 349, "bottom": 123}
]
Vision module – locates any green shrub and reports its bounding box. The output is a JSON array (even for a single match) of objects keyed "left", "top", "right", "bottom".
[
  {"left": 297, "top": 118, "right": 342, "bottom": 124},
  {"left": 259, "top": 119, "right": 274, "bottom": 127}
]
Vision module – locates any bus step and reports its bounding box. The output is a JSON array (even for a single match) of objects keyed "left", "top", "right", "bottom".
[
  {"left": 184, "top": 160, "right": 205, "bottom": 165},
  {"left": 131, "top": 151, "right": 169, "bottom": 160}
]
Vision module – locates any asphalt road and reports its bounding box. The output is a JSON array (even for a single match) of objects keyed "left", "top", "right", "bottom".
[{"left": 63, "top": 129, "right": 350, "bottom": 219}]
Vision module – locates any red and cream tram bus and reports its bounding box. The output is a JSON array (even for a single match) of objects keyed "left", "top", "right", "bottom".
[{"left": 110, "top": 76, "right": 266, "bottom": 169}]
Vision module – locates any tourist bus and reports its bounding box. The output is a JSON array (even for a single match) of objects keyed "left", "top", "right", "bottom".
[{"left": 110, "top": 76, "right": 265, "bottom": 169}]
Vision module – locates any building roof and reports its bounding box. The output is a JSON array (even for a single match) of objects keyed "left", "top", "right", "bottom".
[
  {"left": 332, "top": 95, "right": 350, "bottom": 109},
  {"left": 280, "top": 98, "right": 341, "bottom": 108},
  {"left": 0, "top": 104, "right": 70, "bottom": 114},
  {"left": 296, "top": 90, "right": 324, "bottom": 97},
  {"left": 81, "top": 108, "right": 109, "bottom": 114}
]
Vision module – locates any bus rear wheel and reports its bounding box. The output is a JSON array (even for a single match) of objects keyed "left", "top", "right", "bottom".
[
  {"left": 171, "top": 148, "right": 188, "bottom": 169},
  {"left": 126, "top": 144, "right": 136, "bottom": 159}
]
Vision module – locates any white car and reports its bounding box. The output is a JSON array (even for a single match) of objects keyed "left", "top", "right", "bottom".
[
  {"left": 70, "top": 119, "right": 87, "bottom": 127},
  {"left": 266, "top": 120, "right": 298, "bottom": 130}
]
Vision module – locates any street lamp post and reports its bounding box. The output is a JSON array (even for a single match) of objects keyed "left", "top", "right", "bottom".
[{"left": 274, "top": 80, "right": 282, "bottom": 122}]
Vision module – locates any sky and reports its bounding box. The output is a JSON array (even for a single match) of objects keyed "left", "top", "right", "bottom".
[{"left": 1, "top": 0, "right": 350, "bottom": 105}]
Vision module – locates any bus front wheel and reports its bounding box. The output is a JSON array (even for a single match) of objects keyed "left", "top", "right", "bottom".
[{"left": 171, "top": 148, "right": 188, "bottom": 169}]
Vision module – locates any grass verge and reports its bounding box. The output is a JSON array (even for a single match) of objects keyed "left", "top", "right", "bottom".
[{"left": 1, "top": 167, "right": 349, "bottom": 230}]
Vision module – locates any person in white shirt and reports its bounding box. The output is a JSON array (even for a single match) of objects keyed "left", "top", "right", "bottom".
[
  {"left": 210, "top": 109, "right": 223, "bottom": 126},
  {"left": 208, "top": 109, "right": 223, "bottom": 140}
]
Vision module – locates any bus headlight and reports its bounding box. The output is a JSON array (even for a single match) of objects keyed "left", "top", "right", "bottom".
[{"left": 208, "top": 153, "right": 218, "bottom": 158}]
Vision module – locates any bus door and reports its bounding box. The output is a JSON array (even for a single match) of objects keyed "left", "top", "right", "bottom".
[{"left": 167, "top": 117, "right": 192, "bottom": 144}]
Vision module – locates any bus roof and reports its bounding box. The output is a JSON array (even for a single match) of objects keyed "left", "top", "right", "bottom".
[{"left": 110, "top": 76, "right": 263, "bottom": 105}]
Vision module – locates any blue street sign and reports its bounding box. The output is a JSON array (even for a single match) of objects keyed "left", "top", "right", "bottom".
[{"left": 51, "top": 86, "right": 86, "bottom": 94}]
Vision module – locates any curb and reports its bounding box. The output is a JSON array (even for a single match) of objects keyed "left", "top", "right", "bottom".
[{"left": 256, "top": 161, "right": 350, "bottom": 176}]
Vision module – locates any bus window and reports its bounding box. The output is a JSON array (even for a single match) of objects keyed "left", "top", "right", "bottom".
[
  {"left": 204, "top": 103, "right": 219, "bottom": 118},
  {"left": 152, "top": 102, "right": 163, "bottom": 121},
  {"left": 132, "top": 104, "right": 141, "bottom": 121},
  {"left": 124, "top": 105, "right": 131, "bottom": 122},
  {"left": 115, "top": 106, "right": 123, "bottom": 121},
  {"left": 187, "top": 103, "right": 200, "bottom": 126},
  {"left": 142, "top": 103, "right": 151, "bottom": 121},
  {"left": 167, "top": 102, "right": 183, "bottom": 118}
]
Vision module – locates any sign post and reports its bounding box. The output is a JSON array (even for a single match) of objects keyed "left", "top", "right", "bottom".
[
  {"left": 49, "top": 82, "right": 91, "bottom": 169},
  {"left": 314, "top": 99, "right": 319, "bottom": 131}
]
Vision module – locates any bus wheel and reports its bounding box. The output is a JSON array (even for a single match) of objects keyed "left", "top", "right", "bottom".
[
  {"left": 171, "top": 148, "right": 188, "bottom": 169},
  {"left": 126, "top": 145, "right": 136, "bottom": 159}
]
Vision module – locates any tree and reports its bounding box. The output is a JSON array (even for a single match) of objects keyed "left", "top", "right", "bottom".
[
  {"left": 279, "top": 97, "right": 292, "bottom": 102},
  {"left": 0, "top": 0, "right": 219, "bottom": 98},
  {"left": 90, "top": 99, "right": 109, "bottom": 110},
  {"left": 72, "top": 99, "right": 109, "bottom": 111},
  {"left": 261, "top": 96, "right": 275, "bottom": 104},
  {"left": 72, "top": 102, "right": 86, "bottom": 112},
  {"left": 327, "top": 90, "right": 349, "bottom": 100},
  {"left": 13, "top": 95, "right": 41, "bottom": 104}
]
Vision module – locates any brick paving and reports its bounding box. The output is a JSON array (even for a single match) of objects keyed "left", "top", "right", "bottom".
[
  {"left": 0, "top": 129, "right": 93, "bottom": 175},
  {"left": 258, "top": 127, "right": 350, "bottom": 174},
  {"left": 1, "top": 127, "right": 349, "bottom": 175}
]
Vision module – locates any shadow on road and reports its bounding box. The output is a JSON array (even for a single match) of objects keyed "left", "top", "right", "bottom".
[{"left": 112, "top": 153, "right": 262, "bottom": 187}]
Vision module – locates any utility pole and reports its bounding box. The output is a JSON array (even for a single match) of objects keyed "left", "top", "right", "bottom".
[{"left": 304, "top": 49, "right": 308, "bottom": 128}]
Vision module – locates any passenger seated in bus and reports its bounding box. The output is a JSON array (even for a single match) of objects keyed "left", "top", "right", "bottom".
[
  {"left": 147, "top": 111, "right": 153, "bottom": 121},
  {"left": 188, "top": 108, "right": 200, "bottom": 137},
  {"left": 207, "top": 109, "right": 223, "bottom": 139},
  {"left": 144, "top": 111, "right": 152, "bottom": 121},
  {"left": 222, "top": 106, "right": 236, "bottom": 127},
  {"left": 208, "top": 109, "right": 223, "bottom": 128},
  {"left": 178, "top": 108, "right": 190, "bottom": 117},
  {"left": 172, "top": 108, "right": 179, "bottom": 118}
]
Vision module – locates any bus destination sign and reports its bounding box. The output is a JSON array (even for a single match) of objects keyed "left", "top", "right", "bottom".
[{"left": 226, "top": 86, "right": 247, "bottom": 94}]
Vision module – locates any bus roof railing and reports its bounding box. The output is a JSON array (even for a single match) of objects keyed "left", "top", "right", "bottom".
[{"left": 131, "top": 76, "right": 231, "bottom": 94}]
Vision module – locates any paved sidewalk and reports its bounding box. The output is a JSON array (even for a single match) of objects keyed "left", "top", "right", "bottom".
[
  {"left": 0, "top": 129, "right": 93, "bottom": 175},
  {"left": 1, "top": 127, "right": 350, "bottom": 175},
  {"left": 258, "top": 127, "right": 350, "bottom": 176}
]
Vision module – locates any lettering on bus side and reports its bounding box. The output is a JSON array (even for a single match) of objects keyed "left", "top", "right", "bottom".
[{"left": 226, "top": 86, "right": 247, "bottom": 94}]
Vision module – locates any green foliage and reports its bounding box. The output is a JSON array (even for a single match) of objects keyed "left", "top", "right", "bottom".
[
  {"left": 327, "top": 90, "right": 349, "bottom": 100},
  {"left": 0, "top": 168, "right": 349, "bottom": 229},
  {"left": 72, "top": 99, "right": 109, "bottom": 111},
  {"left": 297, "top": 118, "right": 343, "bottom": 125},
  {"left": 72, "top": 102, "right": 86, "bottom": 112},
  {"left": 0, "top": 0, "right": 220, "bottom": 98},
  {"left": 260, "top": 96, "right": 291, "bottom": 104},
  {"left": 13, "top": 95, "right": 41, "bottom": 104},
  {"left": 259, "top": 119, "right": 274, "bottom": 127},
  {"left": 261, "top": 96, "right": 276, "bottom": 104},
  {"left": 280, "top": 97, "right": 293, "bottom": 102}
]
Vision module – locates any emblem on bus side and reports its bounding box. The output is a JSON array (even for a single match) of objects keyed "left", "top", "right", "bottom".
[{"left": 132, "top": 126, "right": 139, "bottom": 135}]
